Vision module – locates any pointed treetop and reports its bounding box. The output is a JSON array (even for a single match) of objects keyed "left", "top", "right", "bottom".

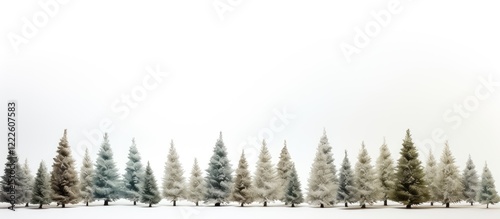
[
  {"left": 132, "top": 138, "right": 136, "bottom": 144},
  {"left": 262, "top": 139, "right": 267, "bottom": 147},
  {"left": 170, "top": 139, "right": 175, "bottom": 148},
  {"left": 361, "top": 141, "right": 366, "bottom": 149},
  {"left": 63, "top": 129, "right": 68, "bottom": 137},
  {"left": 284, "top": 140, "right": 287, "bottom": 148},
  {"left": 219, "top": 131, "right": 223, "bottom": 140}
]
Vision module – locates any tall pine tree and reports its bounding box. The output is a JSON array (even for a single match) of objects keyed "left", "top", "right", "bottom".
[
  {"left": 425, "top": 149, "right": 439, "bottom": 206},
  {"left": 462, "top": 155, "right": 479, "bottom": 206},
  {"left": 80, "top": 148, "right": 95, "bottom": 206},
  {"left": 162, "top": 140, "right": 186, "bottom": 206},
  {"left": 22, "top": 159, "right": 34, "bottom": 207},
  {"left": 284, "top": 163, "right": 303, "bottom": 207},
  {"left": 253, "top": 140, "right": 279, "bottom": 207},
  {"left": 354, "top": 142, "right": 379, "bottom": 208},
  {"left": 50, "top": 129, "right": 80, "bottom": 208},
  {"left": 337, "top": 150, "right": 357, "bottom": 207},
  {"left": 231, "top": 151, "right": 253, "bottom": 206},
  {"left": 0, "top": 148, "right": 28, "bottom": 206},
  {"left": 319, "top": 129, "right": 338, "bottom": 204},
  {"left": 390, "top": 129, "right": 429, "bottom": 208},
  {"left": 123, "top": 138, "right": 144, "bottom": 205},
  {"left": 140, "top": 162, "right": 161, "bottom": 207},
  {"left": 93, "top": 133, "right": 121, "bottom": 206},
  {"left": 30, "top": 161, "right": 51, "bottom": 208},
  {"left": 187, "top": 158, "right": 204, "bottom": 206},
  {"left": 477, "top": 163, "right": 500, "bottom": 208},
  {"left": 204, "top": 132, "right": 233, "bottom": 206},
  {"left": 276, "top": 140, "right": 292, "bottom": 204},
  {"left": 375, "top": 139, "right": 395, "bottom": 206},
  {"left": 435, "top": 142, "right": 463, "bottom": 208}
]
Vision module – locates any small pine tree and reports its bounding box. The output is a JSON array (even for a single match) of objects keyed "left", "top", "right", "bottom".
[
  {"left": 231, "top": 151, "right": 254, "bottom": 207},
  {"left": 50, "top": 129, "right": 81, "bottom": 208},
  {"left": 253, "top": 140, "right": 279, "bottom": 207},
  {"left": 284, "top": 163, "right": 303, "bottom": 207},
  {"left": 276, "top": 140, "right": 293, "bottom": 204},
  {"left": 425, "top": 149, "right": 439, "bottom": 206},
  {"left": 462, "top": 155, "right": 479, "bottom": 206},
  {"left": 375, "top": 139, "right": 395, "bottom": 206},
  {"left": 162, "top": 140, "right": 186, "bottom": 206},
  {"left": 0, "top": 148, "right": 28, "bottom": 206},
  {"left": 22, "top": 159, "right": 34, "bottom": 207},
  {"left": 354, "top": 142, "right": 379, "bottom": 208},
  {"left": 123, "top": 138, "right": 144, "bottom": 205},
  {"left": 477, "top": 163, "right": 500, "bottom": 208},
  {"left": 435, "top": 142, "right": 463, "bottom": 208},
  {"left": 80, "top": 148, "right": 95, "bottom": 206},
  {"left": 204, "top": 132, "right": 233, "bottom": 206},
  {"left": 30, "top": 161, "right": 51, "bottom": 208},
  {"left": 390, "top": 129, "right": 429, "bottom": 208},
  {"left": 93, "top": 133, "right": 121, "bottom": 206},
  {"left": 187, "top": 158, "right": 205, "bottom": 206},
  {"left": 319, "top": 129, "right": 339, "bottom": 204},
  {"left": 140, "top": 162, "right": 161, "bottom": 207},
  {"left": 337, "top": 150, "right": 357, "bottom": 207}
]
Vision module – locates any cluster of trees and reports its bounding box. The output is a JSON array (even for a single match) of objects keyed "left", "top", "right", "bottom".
[{"left": 0, "top": 129, "right": 499, "bottom": 209}]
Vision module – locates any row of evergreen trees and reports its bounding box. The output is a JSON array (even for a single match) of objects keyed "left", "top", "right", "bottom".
[{"left": 0, "top": 129, "right": 498, "bottom": 209}]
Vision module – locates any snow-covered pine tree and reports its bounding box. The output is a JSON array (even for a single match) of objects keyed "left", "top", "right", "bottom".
[
  {"left": 337, "top": 150, "right": 357, "bottom": 207},
  {"left": 435, "top": 142, "right": 464, "bottom": 208},
  {"left": 123, "top": 138, "right": 144, "bottom": 205},
  {"left": 140, "top": 162, "right": 161, "bottom": 207},
  {"left": 50, "top": 129, "right": 80, "bottom": 208},
  {"left": 30, "top": 161, "right": 51, "bottom": 208},
  {"left": 307, "top": 132, "right": 337, "bottom": 208},
  {"left": 93, "top": 133, "right": 121, "bottom": 206},
  {"left": 80, "top": 148, "right": 95, "bottom": 206},
  {"left": 231, "top": 151, "right": 253, "bottom": 207},
  {"left": 284, "top": 163, "right": 303, "bottom": 207},
  {"left": 162, "top": 140, "right": 186, "bottom": 206},
  {"left": 22, "top": 159, "right": 34, "bottom": 207},
  {"left": 354, "top": 142, "right": 379, "bottom": 208},
  {"left": 390, "top": 129, "right": 429, "bottom": 208},
  {"left": 375, "top": 139, "right": 395, "bottom": 206},
  {"left": 253, "top": 140, "right": 279, "bottom": 207},
  {"left": 425, "top": 149, "right": 439, "bottom": 206},
  {"left": 462, "top": 155, "right": 479, "bottom": 206},
  {"left": 276, "top": 140, "right": 292, "bottom": 204},
  {"left": 319, "top": 129, "right": 338, "bottom": 204},
  {"left": 204, "top": 132, "right": 233, "bottom": 206},
  {"left": 187, "top": 158, "right": 204, "bottom": 206},
  {"left": 477, "top": 163, "right": 500, "bottom": 208},
  {"left": 0, "top": 148, "right": 28, "bottom": 205}
]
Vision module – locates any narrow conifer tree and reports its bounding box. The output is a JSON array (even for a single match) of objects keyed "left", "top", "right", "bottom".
[
  {"left": 140, "top": 162, "right": 161, "bottom": 207},
  {"left": 204, "top": 132, "right": 233, "bottom": 206},
  {"left": 80, "top": 148, "right": 95, "bottom": 206},
  {"left": 162, "top": 140, "right": 186, "bottom": 206},
  {"left": 187, "top": 158, "right": 204, "bottom": 206},
  {"left": 123, "top": 138, "right": 144, "bottom": 205},
  {"left": 231, "top": 151, "right": 253, "bottom": 206},
  {"left": 425, "top": 149, "right": 439, "bottom": 206},
  {"left": 93, "top": 133, "right": 121, "bottom": 206},
  {"left": 30, "top": 161, "right": 51, "bottom": 208},
  {"left": 276, "top": 140, "right": 292, "bottom": 204},
  {"left": 22, "top": 159, "right": 34, "bottom": 207},
  {"left": 375, "top": 139, "right": 395, "bottom": 206},
  {"left": 435, "top": 142, "right": 463, "bottom": 208},
  {"left": 337, "top": 150, "right": 357, "bottom": 207},
  {"left": 354, "top": 142, "right": 379, "bottom": 208},
  {"left": 462, "top": 155, "right": 479, "bottom": 206},
  {"left": 253, "top": 140, "right": 279, "bottom": 207},
  {"left": 477, "top": 163, "right": 500, "bottom": 208},
  {"left": 284, "top": 163, "right": 303, "bottom": 207},
  {"left": 0, "top": 148, "right": 28, "bottom": 205}
]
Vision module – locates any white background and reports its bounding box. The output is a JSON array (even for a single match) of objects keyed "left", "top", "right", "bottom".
[{"left": 1, "top": 0, "right": 500, "bottom": 199}]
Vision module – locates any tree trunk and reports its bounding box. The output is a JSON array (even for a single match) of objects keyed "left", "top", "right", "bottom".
[
  {"left": 487, "top": 203, "right": 489, "bottom": 208},
  {"left": 431, "top": 202, "right": 433, "bottom": 206},
  {"left": 25, "top": 203, "right": 29, "bottom": 207},
  {"left": 62, "top": 203, "right": 65, "bottom": 208},
  {"left": 104, "top": 200, "right": 109, "bottom": 206},
  {"left": 361, "top": 204, "right": 366, "bottom": 208},
  {"left": 320, "top": 203, "right": 324, "bottom": 208},
  {"left": 384, "top": 200, "right": 387, "bottom": 206},
  {"left": 149, "top": 203, "right": 152, "bottom": 207},
  {"left": 241, "top": 203, "right": 244, "bottom": 207},
  {"left": 215, "top": 202, "right": 221, "bottom": 206},
  {"left": 196, "top": 201, "right": 199, "bottom": 206},
  {"left": 446, "top": 203, "right": 450, "bottom": 208},
  {"left": 406, "top": 204, "right": 411, "bottom": 209},
  {"left": 264, "top": 201, "right": 267, "bottom": 207},
  {"left": 134, "top": 201, "right": 136, "bottom": 205},
  {"left": 173, "top": 200, "right": 176, "bottom": 206},
  {"left": 471, "top": 202, "right": 473, "bottom": 206},
  {"left": 345, "top": 202, "right": 348, "bottom": 207},
  {"left": 39, "top": 204, "right": 42, "bottom": 209},
  {"left": 86, "top": 201, "right": 89, "bottom": 206},
  {"left": 291, "top": 203, "right": 295, "bottom": 207},
  {"left": 285, "top": 202, "right": 288, "bottom": 205}
]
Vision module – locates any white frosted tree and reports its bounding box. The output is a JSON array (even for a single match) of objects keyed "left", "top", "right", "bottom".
[
  {"left": 462, "top": 155, "right": 479, "bottom": 206},
  {"left": 337, "top": 150, "right": 357, "bottom": 207},
  {"left": 425, "top": 149, "right": 439, "bottom": 206},
  {"left": 80, "top": 148, "right": 95, "bottom": 206},
  {"left": 50, "top": 129, "right": 80, "bottom": 208},
  {"left": 319, "top": 129, "right": 338, "bottom": 204},
  {"left": 30, "top": 161, "right": 51, "bottom": 208},
  {"left": 0, "top": 148, "right": 28, "bottom": 206},
  {"left": 22, "top": 159, "right": 34, "bottom": 207},
  {"left": 123, "top": 139, "right": 144, "bottom": 205},
  {"left": 276, "top": 140, "right": 292, "bottom": 204},
  {"left": 140, "top": 162, "right": 161, "bottom": 207},
  {"left": 307, "top": 131, "right": 337, "bottom": 208},
  {"left": 204, "top": 132, "right": 233, "bottom": 206},
  {"left": 477, "top": 163, "right": 500, "bottom": 208},
  {"left": 253, "top": 140, "right": 279, "bottom": 206},
  {"left": 187, "top": 158, "right": 205, "bottom": 206},
  {"left": 162, "top": 140, "right": 186, "bottom": 206},
  {"left": 231, "top": 151, "right": 254, "bottom": 206},
  {"left": 375, "top": 139, "right": 395, "bottom": 206},
  {"left": 93, "top": 133, "right": 121, "bottom": 206},
  {"left": 284, "top": 163, "right": 303, "bottom": 207},
  {"left": 354, "top": 142, "right": 379, "bottom": 208},
  {"left": 435, "top": 142, "right": 463, "bottom": 208}
]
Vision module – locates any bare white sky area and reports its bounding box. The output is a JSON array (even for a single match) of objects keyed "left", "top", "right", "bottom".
[{"left": 1, "top": 0, "right": 500, "bottom": 192}]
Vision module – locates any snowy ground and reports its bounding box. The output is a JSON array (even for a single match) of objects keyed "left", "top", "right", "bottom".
[{"left": 1, "top": 200, "right": 499, "bottom": 219}]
